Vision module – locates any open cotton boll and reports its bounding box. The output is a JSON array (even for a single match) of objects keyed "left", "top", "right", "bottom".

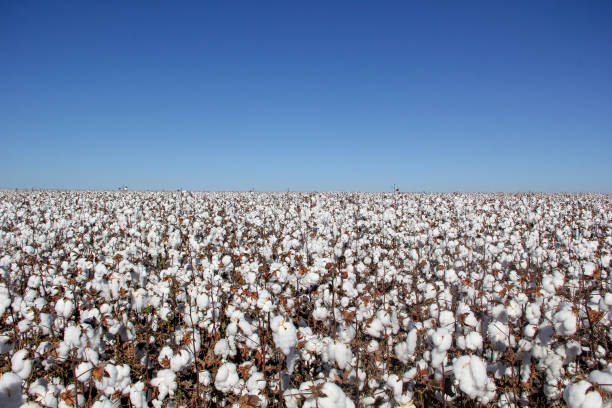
[
  {"left": 395, "top": 392, "right": 416, "bottom": 407},
  {"left": 394, "top": 341, "right": 412, "bottom": 364},
  {"left": 444, "top": 268, "right": 458, "bottom": 284},
  {"left": 564, "top": 380, "right": 603, "bottom": 408},
  {"left": 55, "top": 298, "right": 74, "bottom": 319},
  {"left": 488, "top": 321, "right": 515, "bottom": 350},
  {"left": 365, "top": 318, "right": 384, "bottom": 338},
  {"left": 452, "top": 355, "right": 496, "bottom": 404},
  {"left": 439, "top": 311, "right": 455, "bottom": 330},
  {"left": 554, "top": 309, "right": 577, "bottom": 336},
  {"left": 386, "top": 374, "right": 403, "bottom": 399},
  {"left": 0, "top": 336, "right": 12, "bottom": 354},
  {"left": 589, "top": 366, "right": 612, "bottom": 393},
  {"left": 64, "top": 325, "right": 83, "bottom": 348},
  {"left": 302, "top": 382, "right": 355, "bottom": 408},
  {"left": 215, "top": 362, "right": 239, "bottom": 393},
  {"left": 394, "top": 328, "right": 418, "bottom": 363},
  {"left": 11, "top": 349, "right": 32, "bottom": 379},
  {"left": 313, "top": 306, "right": 329, "bottom": 321},
  {"left": 0, "top": 289, "right": 11, "bottom": 319},
  {"left": 196, "top": 293, "right": 210, "bottom": 310},
  {"left": 129, "top": 382, "right": 148, "bottom": 408},
  {"left": 214, "top": 338, "right": 237, "bottom": 359},
  {"left": 131, "top": 288, "right": 149, "bottom": 313},
  {"left": 0, "top": 372, "right": 23, "bottom": 408},
  {"left": 431, "top": 327, "right": 452, "bottom": 351},
  {"left": 93, "top": 363, "right": 131, "bottom": 397},
  {"left": 170, "top": 349, "right": 193, "bottom": 372},
  {"left": 151, "top": 369, "right": 176, "bottom": 401},
  {"left": 198, "top": 370, "right": 211, "bottom": 386},
  {"left": 326, "top": 341, "right": 353, "bottom": 370},
  {"left": 246, "top": 371, "right": 266, "bottom": 393},
  {"left": 75, "top": 362, "right": 94, "bottom": 383},
  {"left": 158, "top": 346, "right": 174, "bottom": 366},
  {"left": 29, "top": 378, "right": 58, "bottom": 407},
  {"left": 430, "top": 348, "right": 447, "bottom": 368},
  {"left": 284, "top": 388, "right": 301, "bottom": 408},
  {"left": 92, "top": 395, "right": 120, "bottom": 408},
  {"left": 465, "top": 331, "right": 483, "bottom": 351},
  {"left": 270, "top": 315, "right": 297, "bottom": 356},
  {"left": 336, "top": 324, "right": 356, "bottom": 344}
]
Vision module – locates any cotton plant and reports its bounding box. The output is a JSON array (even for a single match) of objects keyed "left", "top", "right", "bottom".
[{"left": 0, "top": 191, "right": 610, "bottom": 406}]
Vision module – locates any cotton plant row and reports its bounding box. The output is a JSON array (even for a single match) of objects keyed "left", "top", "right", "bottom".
[{"left": 0, "top": 191, "right": 610, "bottom": 408}]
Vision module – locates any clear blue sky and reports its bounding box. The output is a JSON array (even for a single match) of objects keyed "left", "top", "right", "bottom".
[{"left": 1, "top": 1, "right": 611, "bottom": 192}]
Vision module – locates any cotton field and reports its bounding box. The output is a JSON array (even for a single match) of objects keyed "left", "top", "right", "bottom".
[{"left": 0, "top": 191, "right": 611, "bottom": 408}]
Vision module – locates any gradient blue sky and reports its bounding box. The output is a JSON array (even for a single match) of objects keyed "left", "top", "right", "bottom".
[{"left": 1, "top": 1, "right": 611, "bottom": 192}]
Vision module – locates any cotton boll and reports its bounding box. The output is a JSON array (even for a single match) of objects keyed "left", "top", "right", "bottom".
[
  {"left": 158, "top": 346, "right": 174, "bottom": 366},
  {"left": 452, "top": 355, "right": 496, "bottom": 405},
  {"left": 554, "top": 309, "right": 577, "bottom": 336},
  {"left": 130, "top": 381, "right": 148, "bottom": 408},
  {"left": 29, "top": 378, "right": 58, "bottom": 407},
  {"left": 226, "top": 322, "right": 239, "bottom": 337},
  {"left": 386, "top": 374, "right": 403, "bottom": 399},
  {"left": 431, "top": 327, "right": 452, "bottom": 351},
  {"left": 0, "top": 336, "right": 12, "bottom": 354},
  {"left": 564, "top": 380, "right": 603, "bottom": 408},
  {"left": 395, "top": 392, "right": 415, "bottom": 407},
  {"left": 336, "top": 324, "right": 356, "bottom": 344},
  {"left": 215, "top": 362, "right": 239, "bottom": 393},
  {"left": 84, "top": 347, "right": 100, "bottom": 366},
  {"left": 465, "top": 331, "right": 483, "bottom": 351},
  {"left": 246, "top": 371, "right": 266, "bottom": 393},
  {"left": 542, "top": 275, "right": 556, "bottom": 294},
  {"left": 0, "top": 290, "right": 11, "bottom": 319},
  {"left": 39, "top": 313, "right": 54, "bottom": 336},
  {"left": 151, "top": 369, "right": 176, "bottom": 401},
  {"left": 75, "top": 362, "right": 94, "bottom": 383},
  {"left": 444, "top": 269, "right": 458, "bottom": 284},
  {"left": 270, "top": 315, "right": 297, "bottom": 356},
  {"left": 430, "top": 348, "right": 447, "bottom": 368},
  {"left": 114, "top": 364, "right": 132, "bottom": 395},
  {"left": 55, "top": 299, "right": 75, "bottom": 319},
  {"left": 170, "top": 349, "right": 193, "bottom": 373},
  {"left": 589, "top": 365, "right": 612, "bottom": 393},
  {"left": 302, "top": 382, "right": 355, "bottom": 408},
  {"left": 313, "top": 307, "right": 329, "bottom": 321},
  {"left": 366, "top": 318, "right": 384, "bottom": 338},
  {"left": 326, "top": 342, "right": 353, "bottom": 370},
  {"left": 367, "top": 340, "right": 379, "bottom": 353},
  {"left": 92, "top": 395, "right": 119, "bottom": 408},
  {"left": 0, "top": 372, "right": 23, "bottom": 407},
  {"left": 132, "top": 288, "right": 149, "bottom": 313},
  {"left": 439, "top": 311, "right": 455, "bottom": 330},
  {"left": 198, "top": 370, "right": 211, "bottom": 386},
  {"left": 525, "top": 302, "right": 541, "bottom": 325},
  {"left": 214, "top": 339, "right": 232, "bottom": 359},
  {"left": 63, "top": 325, "right": 83, "bottom": 348},
  {"left": 11, "top": 349, "right": 32, "bottom": 379},
  {"left": 35, "top": 342, "right": 50, "bottom": 359},
  {"left": 524, "top": 324, "right": 537, "bottom": 338},
  {"left": 463, "top": 312, "right": 479, "bottom": 328},
  {"left": 488, "top": 321, "right": 514, "bottom": 350},
  {"left": 394, "top": 341, "right": 413, "bottom": 364},
  {"left": 284, "top": 388, "right": 301, "bottom": 408}
]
